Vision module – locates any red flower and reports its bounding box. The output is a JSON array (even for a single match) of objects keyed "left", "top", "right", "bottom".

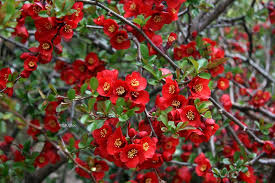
[
  {"left": 4, "top": 136, "right": 14, "bottom": 144},
  {"left": 23, "top": 55, "right": 38, "bottom": 72},
  {"left": 85, "top": 52, "right": 100, "bottom": 71},
  {"left": 60, "top": 69, "right": 77, "bottom": 85},
  {"left": 220, "top": 94, "right": 232, "bottom": 111},
  {"left": 185, "top": 129, "right": 206, "bottom": 144},
  {"left": 188, "top": 76, "right": 211, "bottom": 100},
  {"left": 145, "top": 11, "right": 172, "bottom": 31},
  {"left": 130, "top": 90, "right": 150, "bottom": 105},
  {"left": 194, "top": 153, "right": 211, "bottom": 176},
  {"left": 123, "top": 0, "right": 143, "bottom": 18},
  {"left": 13, "top": 150, "right": 25, "bottom": 162},
  {"left": 167, "top": 32, "right": 177, "bottom": 45},
  {"left": 217, "top": 77, "right": 229, "bottom": 90},
  {"left": 107, "top": 127, "right": 127, "bottom": 155},
  {"left": 126, "top": 72, "right": 147, "bottom": 91},
  {"left": 139, "top": 136, "right": 157, "bottom": 159},
  {"left": 27, "top": 119, "right": 41, "bottom": 140},
  {"left": 44, "top": 115, "right": 60, "bottom": 133},
  {"left": 263, "top": 141, "right": 274, "bottom": 154},
  {"left": 239, "top": 166, "right": 256, "bottom": 183},
  {"left": 91, "top": 159, "right": 109, "bottom": 181},
  {"left": 92, "top": 124, "right": 112, "bottom": 145},
  {"left": 93, "top": 15, "right": 105, "bottom": 26},
  {"left": 60, "top": 21, "right": 77, "bottom": 41},
  {"left": 45, "top": 101, "right": 59, "bottom": 114},
  {"left": 103, "top": 19, "right": 119, "bottom": 37},
  {"left": 140, "top": 172, "right": 159, "bottom": 183},
  {"left": 162, "top": 78, "right": 179, "bottom": 99},
  {"left": 75, "top": 158, "right": 91, "bottom": 178},
  {"left": 97, "top": 69, "right": 118, "bottom": 97},
  {"left": 180, "top": 105, "right": 201, "bottom": 127},
  {"left": 120, "top": 144, "right": 145, "bottom": 168},
  {"left": 0, "top": 155, "right": 8, "bottom": 162},
  {"left": 110, "top": 30, "right": 131, "bottom": 50},
  {"left": 110, "top": 80, "right": 130, "bottom": 103},
  {"left": 162, "top": 137, "right": 179, "bottom": 154},
  {"left": 34, "top": 153, "right": 49, "bottom": 168}
]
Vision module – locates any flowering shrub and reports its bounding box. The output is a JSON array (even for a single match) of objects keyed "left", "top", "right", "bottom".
[{"left": 0, "top": 0, "right": 275, "bottom": 183}]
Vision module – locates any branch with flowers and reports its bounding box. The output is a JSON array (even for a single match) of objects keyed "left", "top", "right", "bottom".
[{"left": 1, "top": 0, "right": 275, "bottom": 183}]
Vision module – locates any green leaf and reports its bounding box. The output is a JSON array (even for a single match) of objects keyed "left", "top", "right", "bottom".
[
  {"left": 140, "top": 44, "right": 149, "bottom": 59},
  {"left": 48, "top": 84, "right": 58, "bottom": 95},
  {"left": 88, "top": 98, "right": 96, "bottom": 111},
  {"left": 198, "top": 72, "right": 211, "bottom": 79},
  {"left": 197, "top": 58, "right": 208, "bottom": 71},
  {"left": 188, "top": 57, "right": 199, "bottom": 73},
  {"left": 212, "top": 168, "right": 221, "bottom": 176},
  {"left": 56, "top": 103, "right": 69, "bottom": 112},
  {"left": 222, "top": 158, "right": 231, "bottom": 165},
  {"left": 80, "top": 83, "right": 88, "bottom": 95},
  {"left": 67, "top": 89, "right": 76, "bottom": 100},
  {"left": 38, "top": 10, "right": 49, "bottom": 17},
  {"left": 89, "top": 77, "right": 98, "bottom": 91},
  {"left": 105, "top": 100, "right": 112, "bottom": 113},
  {"left": 6, "top": 82, "right": 13, "bottom": 88}
]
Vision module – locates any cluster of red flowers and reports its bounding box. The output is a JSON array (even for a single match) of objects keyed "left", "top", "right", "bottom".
[
  {"left": 27, "top": 100, "right": 60, "bottom": 138},
  {"left": 93, "top": 0, "right": 186, "bottom": 52},
  {"left": 55, "top": 52, "right": 105, "bottom": 88},
  {"left": 14, "top": 1, "right": 83, "bottom": 78},
  {"left": 267, "top": 1, "right": 275, "bottom": 24},
  {"left": 250, "top": 90, "right": 271, "bottom": 108},
  {"left": 94, "top": 16, "right": 131, "bottom": 50},
  {"left": 91, "top": 118, "right": 157, "bottom": 170},
  {"left": 96, "top": 70, "right": 149, "bottom": 110},
  {"left": 0, "top": 68, "right": 13, "bottom": 96},
  {"left": 174, "top": 38, "right": 225, "bottom": 78},
  {"left": 34, "top": 141, "right": 60, "bottom": 168},
  {"left": 0, "top": 136, "right": 25, "bottom": 163},
  {"left": 155, "top": 76, "right": 219, "bottom": 145}
]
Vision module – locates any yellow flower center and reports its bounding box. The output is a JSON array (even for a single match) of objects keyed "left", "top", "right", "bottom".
[
  {"left": 153, "top": 15, "right": 162, "bottom": 23},
  {"left": 131, "top": 79, "right": 139, "bottom": 87},
  {"left": 171, "top": 100, "right": 181, "bottom": 108},
  {"left": 130, "top": 3, "right": 136, "bottom": 10},
  {"left": 28, "top": 61, "right": 35, "bottom": 68},
  {"left": 116, "top": 86, "right": 125, "bottom": 96},
  {"left": 42, "top": 43, "right": 50, "bottom": 50},
  {"left": 100, "top": 128, "right": 107, "bottom": 137},
  {"left": 186, "top": 110, "right": 195, "bottom": 121},
  {"left": 108, "top": 25, "right": 115, "bottom": 33},
  {"left": 143, "top": 142, "right": 149, "bottom": 151},
  {"left": 114, "top": 138, "right": 122, "bottom": 147},
  {"left": 200, "top": 164, "right": 207, "bottom": 171},
  {"left": 103, "top": 82, "right": 110, "bottom": 92},
  {"left": 169, "top": 85, "right": 175, "bottom": 94},
  {"left": 127, "top": 149, "right": 137, "bottom": 159},
  {"left": 64, "top": 25, "right": 72, "bottom": 33},
  {"left": 193, "top": 84, "right": 203, "bottom": 92}
]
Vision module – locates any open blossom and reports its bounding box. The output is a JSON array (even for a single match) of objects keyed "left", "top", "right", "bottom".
[
  {"left": 188, "top": 76, "right": 211, "bottom": 100},
  {"left": 194, "top": 153, "right": 211, "bottom": 176}
]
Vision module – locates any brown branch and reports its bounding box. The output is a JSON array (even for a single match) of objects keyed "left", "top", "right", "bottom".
[
  {"left": 79, "top": 0, "right": 184, "bottom": 74},
  {"left": 209, "top": 97, "right": 264, "bottom": 144},
  {"left": 191, "top": 0, "right": 236, "bottom": 32}
]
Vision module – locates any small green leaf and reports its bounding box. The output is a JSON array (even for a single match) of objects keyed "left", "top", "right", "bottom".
[
  {"left": 198, "top": 72, "right": 211, "bottom": 79},
  {"left": 38, "top": 10, "right": 49, "bottom": 17},
  {"left": 80, "top": 83, "right": 88, "bottom": 95},
  {"left": 90, "top": 77, "right": 98, "bottom": 90},
  {"left": 88, "top": 98, "right": 96, "bottom": 111},
  {"left": 222, "top": 158, "right": 231, "bottom": 165},
  {"left": 6, "top": 82, "right": 13, "bottom": 88},
  {"left": 188, "top": 57, "right": 199, "bottom": 73},
  {"left": 67, "top": 89, "right": 76, "bottom": 100}
]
